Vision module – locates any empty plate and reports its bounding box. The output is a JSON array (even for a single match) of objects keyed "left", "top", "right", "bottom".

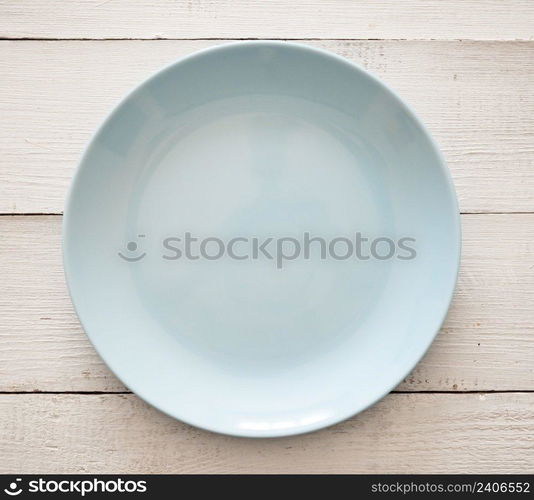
[{"left": 63, "top": 42, "right": 460, "bottom": 437}]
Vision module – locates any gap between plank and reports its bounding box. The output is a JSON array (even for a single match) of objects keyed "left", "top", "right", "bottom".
[
  {"left": 0, "top": 37, "right": 531, "bottom": 42},
  {"left": 0, "top": 390, "right": 533, "bottom": 395},
  {"left": 2, "top": 212, "right": 534, "bottom": 217}
]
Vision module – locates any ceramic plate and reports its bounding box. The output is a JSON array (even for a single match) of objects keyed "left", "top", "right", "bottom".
[{"left": 63, "top": 42, "right": 460, "bottom": 437}]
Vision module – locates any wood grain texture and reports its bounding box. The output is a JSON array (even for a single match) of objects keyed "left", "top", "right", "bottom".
[
  {"left": 0, "top": 392, "right": 533, "bottom": 473},
  {"left": 1, "top": 40, "right": 533, "bottom": 214},
  {"left": 0, "top": 214, "right": 533, "bottom": 393},
  {"left": 1, "top": 0, "right": 533, "bottom": 41},
  {"left": 0, "top": 0, "right": 532, "bottom": 477}
]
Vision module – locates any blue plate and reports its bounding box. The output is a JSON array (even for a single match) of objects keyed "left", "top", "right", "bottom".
[{"left": 63, "top": 42, "right": 460, "bottom": 437}]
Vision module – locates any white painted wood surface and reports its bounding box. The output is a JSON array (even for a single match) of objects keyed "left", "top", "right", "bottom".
[
  {"left": 1, "top": 40, "right": 533, "bottom": 213},
  {"left": 1, "top": 0, "right": 533, "bottom": 474},
  {"left": 1, "top": 0, "right": 533, "bottom": 41},
  {"left": 1, "top": 393, "right": 533, "bottom": 473}
]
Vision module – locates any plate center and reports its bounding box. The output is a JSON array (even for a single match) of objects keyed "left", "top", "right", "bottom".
[{"left": 126, "top": 96, "right": 393, "bottom": 369}]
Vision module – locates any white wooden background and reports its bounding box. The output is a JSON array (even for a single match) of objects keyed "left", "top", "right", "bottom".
[{"left": 1, "top": 1, "right": 533, "bottom": 474}]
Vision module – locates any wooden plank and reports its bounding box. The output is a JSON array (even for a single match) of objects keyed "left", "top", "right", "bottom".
[
  {"left": 0, "top": 216, "right": 121, "bottom": 392},
  {"left": 1, "top": 40, "right": 533, "bottom": 214},
  {"left": 1, "top": 1, "right": 533, "bottom": 41},
  {"left": 0, "top": 393, "right": 532, "bottom": 473},
  {"left": 0, "top": 214, "right": 533, "bottom": 393}
]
